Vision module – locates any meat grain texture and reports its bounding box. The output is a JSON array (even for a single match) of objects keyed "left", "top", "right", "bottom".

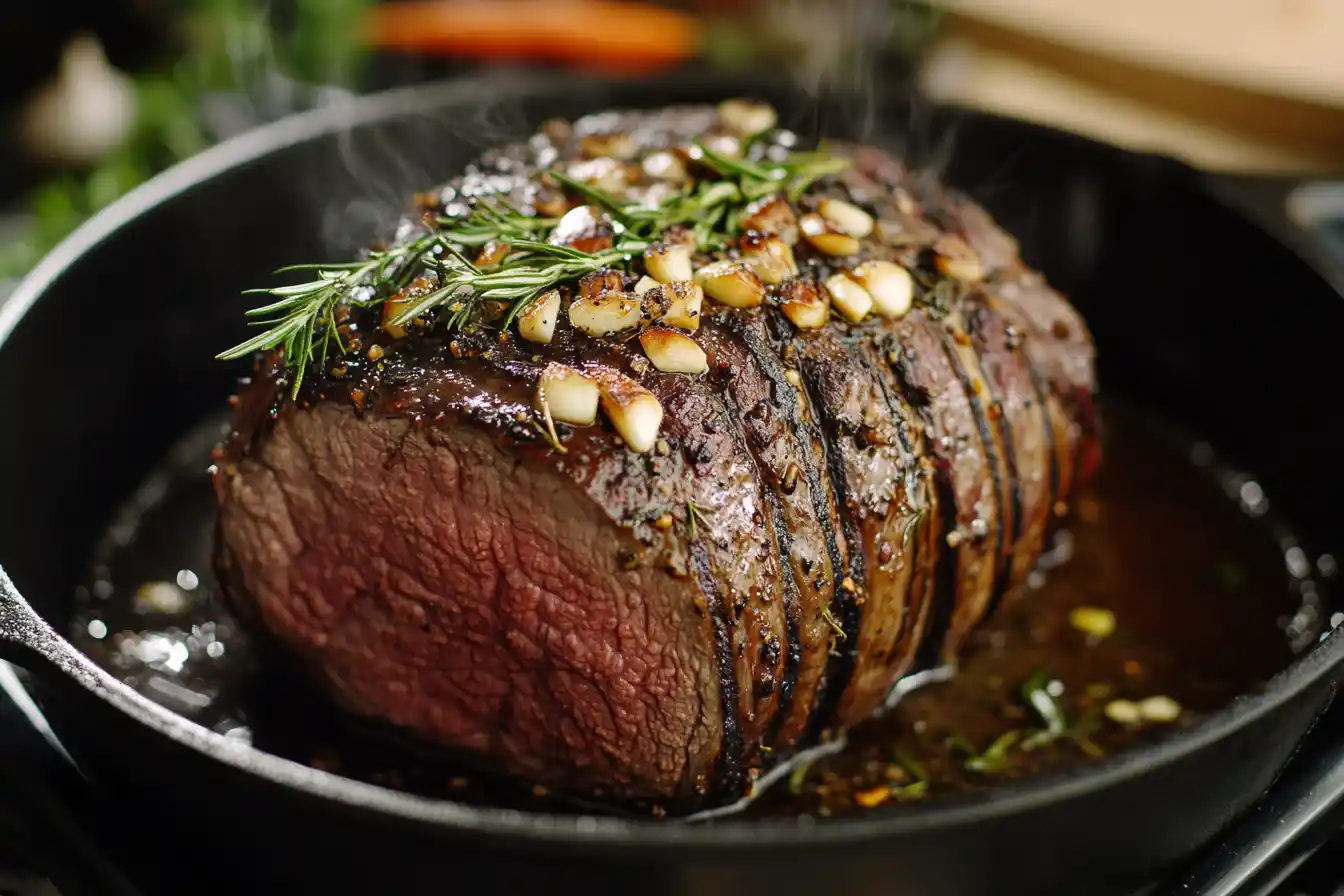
[{"left": 213, "top": 102, "right": 1099, "bottom": 815}]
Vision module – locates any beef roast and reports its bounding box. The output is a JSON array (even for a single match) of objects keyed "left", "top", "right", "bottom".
[{"left": 212, "top": 100, "right": 1099, "bottom": 815}]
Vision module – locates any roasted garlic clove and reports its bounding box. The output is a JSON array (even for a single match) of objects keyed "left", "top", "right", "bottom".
[
  {"left": 644, "top": 241, "right": 693, "bottom": 284},
  {"left": 569, "top": 290, "right": 642, "bottom": 337},
  {"left": 800, "top": 213, "right": 861, "bottom": 257},
  {"left": 695, "top": 261, "right": 766, "bottom": 309},
  {"left": 535, "top": 363, "right": 599, "bottom": 426},
  {"left": 639, "top": 327, "right": 708, "bottom": 374},
  {"left": 739, "top": 231, "right": 799, "bottom": 286},
  {"left": 933, "top": 234, "right": 985, "bottom": 282},
  {"left": 741, "top": 195, "right": 799, "bottom": 245},
  {"left": 778, "top": 278, "right": 830, "bottom": 330},
  {"left": 579, "top": 131, "right": 637, "bottom": 161},
  {"left": 517, "top": 288, "right": 562, "bottom": 344},
  {"left": 817, "top": 197, "right": 874, "bottom": 239},
  {"left": 657, "top": 280, "right": 704, "bottom": 331},
  {"left": 474, "top": 239, "right": 510, "bottom": 267},
  {"left": 716, "top": 98, "right": 778, "bottom": 138},
  {"left": 824, "top": 273, "right": 873, "bottom": 323},
  {"left": 591, "top": 369, "right": 664, "bottom": 453},
  {"left": 549, "top": 204, "right": 614, "bottom": 253},
  {"left": 848, "top": 260, "right": 913, "bottom": 319}
]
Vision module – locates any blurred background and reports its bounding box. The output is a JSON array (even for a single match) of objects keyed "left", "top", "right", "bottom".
[{"left": 0, "top": 0, "right": 1341, "bottom": 287}]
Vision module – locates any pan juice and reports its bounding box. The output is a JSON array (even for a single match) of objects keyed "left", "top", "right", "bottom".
[{"left": 69, "top": 402, "right": 1326, "bottom": 818}]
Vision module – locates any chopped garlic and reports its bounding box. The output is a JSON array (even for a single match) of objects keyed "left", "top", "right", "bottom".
[
  {"left": 1068, "top": 606, "right": 1116, "bottom": 640},
  {"left": 1137, "top": 696, "right": 1182, "bottom": 723},
  {"left": 1104, "top": 699, "right": 1142, "bottom": 725}
]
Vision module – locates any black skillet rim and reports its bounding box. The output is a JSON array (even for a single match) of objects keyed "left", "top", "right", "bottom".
[{"left": 3, "top": 71, "right": 1343, "bottom": 852}]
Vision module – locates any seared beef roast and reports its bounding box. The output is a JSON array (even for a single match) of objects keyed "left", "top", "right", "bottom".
[{"left": 212, "top": 100, "right": 1099, "bottom": 815}]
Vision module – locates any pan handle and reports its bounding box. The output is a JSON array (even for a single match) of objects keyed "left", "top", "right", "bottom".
[{"left": 1200, "top": 172, "right": 1344, "bottom": 296}]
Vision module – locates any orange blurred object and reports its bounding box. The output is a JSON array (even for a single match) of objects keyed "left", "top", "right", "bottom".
[{"left": 362, "top": 0, "right": 702, "bottom": 74}]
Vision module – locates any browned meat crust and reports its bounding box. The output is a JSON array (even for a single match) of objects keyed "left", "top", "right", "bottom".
[{"left": 212, "top": 101, "right": 1099, "bottom": 815}]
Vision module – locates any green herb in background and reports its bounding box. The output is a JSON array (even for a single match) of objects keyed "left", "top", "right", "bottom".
[{"left": 0, "top": 0, "right": 373, "bottom": 280}]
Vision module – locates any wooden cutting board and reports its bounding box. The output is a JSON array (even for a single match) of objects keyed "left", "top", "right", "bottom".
[{"left": 918, "top": 0, "right": 1344, "bottom": 173}]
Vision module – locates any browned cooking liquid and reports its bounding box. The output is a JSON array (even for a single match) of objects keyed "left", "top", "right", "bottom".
[{"left": 70, "top": 402, "right": 1321, "bottom": 819}]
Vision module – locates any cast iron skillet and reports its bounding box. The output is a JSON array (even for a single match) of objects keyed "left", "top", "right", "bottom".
[{"left": 1, "top": 70, "right": 1343, "bottom": 896}]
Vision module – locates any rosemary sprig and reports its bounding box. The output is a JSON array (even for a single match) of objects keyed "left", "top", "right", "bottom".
[
  {"left": 219, "top": 142, "right": 854, "bottom": 393},
  {"left": 392, "top": 237, "right": 652, "bottom": 332},
  {"left": 437, "top": 198, "right": 560, "bottom": 246},
  {"left": 216, "top": 238, "right": 432, "bottom": 397}
]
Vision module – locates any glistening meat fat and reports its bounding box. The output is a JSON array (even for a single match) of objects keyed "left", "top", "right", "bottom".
[{"left": 211, "top": 99, "right": 1099, "bottom": 815}]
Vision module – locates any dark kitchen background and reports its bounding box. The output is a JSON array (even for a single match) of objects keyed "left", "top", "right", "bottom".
[
  {"left": 2, "top": 1, "right": 1344, "bottom": 892},
  {"left": 3, "top": 0, "right": 1344, "bottom": 290}
]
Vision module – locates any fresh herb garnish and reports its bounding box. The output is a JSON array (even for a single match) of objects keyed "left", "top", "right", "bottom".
[
  {"left": 218, "top": 143, "right": 854, "bottom": 395},
  {"left": 821, "top": 606, "right": 846, "bottom": 640},
  {"left": 947, "top": 729, "right": 1021, "bottom": 774},
  {"left": 788, "top": 758, "right": 813, "bottom": 796},
  {"left": 1019, "top": 668, "right": 1103, "bottom": 755},
  {"left": 890, "top": 750, "right": 930, "bottom": 800}
]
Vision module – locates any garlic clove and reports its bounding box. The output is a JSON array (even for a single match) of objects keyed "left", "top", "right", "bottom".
[
  {"left": 716, "top": 98, "right": 778, "bottom": 138},
  {"left": 695, "top": 262, "right": 766, "bottom": 309},
  {"left": 475, "top": 239, "right": 510, "bottom": 267},
  {"left": 536, "top": 363, "right": 599, "bottom": 426},
  {"left": 825, "top": 273, "right": 874, "bottom": 323},
  {"left": 592, "top": 369, "right": 664, "bottom": 453},
  {"left": 19, "top": 34, "right": 136, "bottom": 167},
  {"left": 739, "top": 231, "right": 798, "bottom": 286},
  {"left": 381, "top": 295, "right": 417, "bottom": 339},
  {"left": 642, "top": 150, "right": 689, "bottom": 183},
  {"left": 658, "top": 281, "right": 704, "bottom": 331},
  {"left": 639, "top": 327, "right": 709, "bottom": 375},
  {"left": 579, "top": 131, "right": 638, "bottom": 161},
  {"left": 644, "top": 242, "right": 693, "bottom": 284},
  {"left": 849, "top": 260, "right": 913, "bottom": 319},
  {"left": 741, "top": 195, "right": 799, "bottom": 245},
  {"left": 933, "top": 234, "right": 985, "bottom": 282},
  {"left": 778, "top": 279, "right": 831, "bottom": 330},
  {"left": 800, "top": 213, "right": 862, "bottom": 257},
  {"left": 578, "top": 268, "right": 625, "bottom": 300},
  {"left": 518, "top": 288, "right": 562, "bottom": 344},
  {"left": 701, "top": 132, "right": 743, "bottom": 159},
  {"left": 549, "top": 205, "right": 614, "bottom": 253},
  {"left": 569, "top": 290, "right": 643, "bottom": 337},
  {"left": 817, "top": 197, "right": 874, "bottom": 238}
]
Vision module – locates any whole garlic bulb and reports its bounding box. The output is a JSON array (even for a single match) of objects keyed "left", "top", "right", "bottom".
[{"left": 19, "top": 34, "right": 138, "bottom": 167}]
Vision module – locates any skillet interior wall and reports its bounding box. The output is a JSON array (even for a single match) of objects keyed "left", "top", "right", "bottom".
[{"left": 0, "top": 70, "right": 1339, "bottom": 639}]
